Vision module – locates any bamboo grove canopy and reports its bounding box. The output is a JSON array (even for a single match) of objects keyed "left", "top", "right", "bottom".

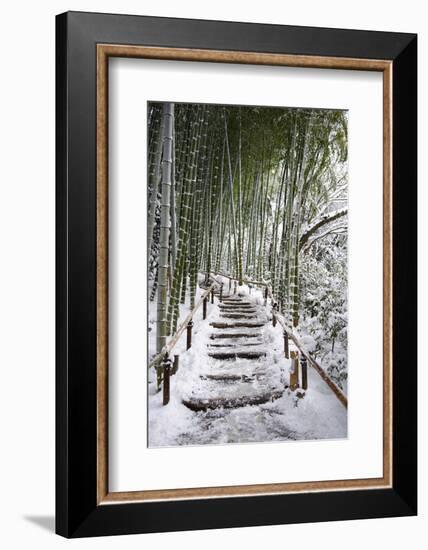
[{"left": 148, "top": 102, "right": 348, "bottom": 354}]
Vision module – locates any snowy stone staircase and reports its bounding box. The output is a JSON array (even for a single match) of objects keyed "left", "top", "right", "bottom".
[{"left": 182, "top": 295, "right": 284, "bottom": 412}]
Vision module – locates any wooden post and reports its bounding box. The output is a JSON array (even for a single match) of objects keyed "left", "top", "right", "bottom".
[
  {"left": 211, "top": 289, "right": 214, "bottom": 304},
  {"left": 203, "top": 296, "right": 208, "bottom": 320},
  {"left": 172, "top": 354, "right": 179, "bottom": 375},
  {"left": 219, "top": 283, "right": 223, "bottom": 302},
  {"left": 186, "top": 320, "right": 193, "bottom": 350},
  {"left": 162, "top": 355, "right": 172, "bottom": 406},
  {"left": 229, "top": 278, "right": 232, "bottom": 291},
  {"left": 234, "top": 281, "right": 237, "bottom": 295},
  {"left": 272, "top": 303, "right": 277, "bottom": 327},
  {"left": 301, "top": 354, "right": 308, "bottom": 390},
  {"left": 156, "top": 366, "right": 162, "bottom": 391},
  {"left": 283, "top": 330, "right": 289, "bottom": 359},
  {"left": 264, "top": 287, "right": 268, "bottom": 306},
  {"left": 289, "top": 350, "right": 299, "bottom": 390}
]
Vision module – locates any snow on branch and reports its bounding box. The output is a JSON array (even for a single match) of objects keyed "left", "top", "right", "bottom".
[
  {"left": 301, "top": 224, "right": 347, "bottom": 252},
  {"left": 299, "top": 208, "right": 348, "bottom": 251}
]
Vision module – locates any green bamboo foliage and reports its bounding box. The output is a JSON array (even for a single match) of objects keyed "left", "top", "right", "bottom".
[
  {"left": 168, "top": 106, "right": 205, "bottom": 333},
  {"left": 189, "top": 111, "right": 210, "bottom": 307},
  {"left": 149, "top": 102, "right": 348, "bottom": 352},
  {"left": 169, "top": 121, "right": 177, "bottom": 272},
  {"left": 223, "top": 110, "right": 241, "bottom": 283}
]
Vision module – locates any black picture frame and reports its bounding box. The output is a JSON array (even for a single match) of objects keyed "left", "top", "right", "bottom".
[{"left": 56, "top": 10, "right": 417, "bottom": 538}]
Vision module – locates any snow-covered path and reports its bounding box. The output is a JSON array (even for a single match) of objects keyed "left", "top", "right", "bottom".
[{"left": 148, "top": 289, "right": 347, "bottom": 447}]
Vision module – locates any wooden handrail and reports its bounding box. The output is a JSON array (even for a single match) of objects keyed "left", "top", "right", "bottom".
[
  {"left": 283, "top": 319, "right": 348, "bottom": 408},
  {"left": 213, "top": 271, "right": 268, "bottom": 289},
  {"left": 148, "top": 280, "right": 219, "bottom": 369},
  {"left": 209, "top": 273, "right": 225, "bottom": 287},
  {"left": 211, "top": 271, "right": 235, "bottom": 281},
  {"left": 272, "top": 302, "right": 347, "bottom": 408}
]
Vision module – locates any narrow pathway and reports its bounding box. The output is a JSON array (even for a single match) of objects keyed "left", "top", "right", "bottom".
[
  {"left": 183, "top": 295, "right": 284, "bottom": 412},
  {"left": 149, "top": 289, "right": 348, "bottom": 447}
]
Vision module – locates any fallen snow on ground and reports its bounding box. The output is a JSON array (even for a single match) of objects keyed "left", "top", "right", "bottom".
[{"left": 148, "top": 277, "right": 347, "bottom": 447}]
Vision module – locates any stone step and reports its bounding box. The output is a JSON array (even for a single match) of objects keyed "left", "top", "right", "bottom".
[
  {"left": 219, "top": 301, "right": 254, "bottom": 305},
  {"left": 208, "top": 341, "right": 264, "bottom": 347},
  {"left": 200, "top": 372, "right": 266, "bottom": 383},
  {"left": 201, "top": 373, "right": 245, "bottom": 382},
  {"left": 220, "top": 310, "right": 262, "bottom": 319},
  {"left": 210, "top": 332, "right": 261, "bottom": 339},
  {"left": 208, "top": 344, "right": 265, "bottom": 352},
  {"left": 183, "top": 389, "right": 283, "bottom": 411},
  {"left": 224, "top": 296, "right": 254, "bottom": 304},
  {"left": 210, "top": 322, "right": 265, "bottom": 329},
  {"left": 219, "top": 313, "right": 258, "bottom": 317},
  {"left": 221, "top": 300, "right": 251, "bottom": 305},
  {"left": 219, "top": 312, "right": 258, "bottom": 317},
  {"left": 218, "top": 306, "right": 257, "bottom": 311},
  {"left": 208, "top": 350, "right": 267, "bottom": 360},
  {"left": 219, "top": 301, "right": 255, "bottom": 306},
  {"left": 218, "top": 312, "right": 257, "bottom": 317},
  {"left": 220, "top": 314, "right": 258, "bottom": 320},
  {"left": 206, "top": 355, "right": 267, "bottom": 369},
  {"left": 222, "top": 299, "right": 252, "bottom": 303}
]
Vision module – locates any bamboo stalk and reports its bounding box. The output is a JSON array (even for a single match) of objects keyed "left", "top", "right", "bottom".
[{"left": 156, "top": 103, "right": 174, "bottom": 354}]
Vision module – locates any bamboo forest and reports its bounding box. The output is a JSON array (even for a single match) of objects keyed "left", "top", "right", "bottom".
[{"left": 147, "top": 101, "right": 348, "bottom": 447}]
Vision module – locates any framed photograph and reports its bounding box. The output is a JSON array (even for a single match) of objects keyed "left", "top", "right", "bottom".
[{"left": 56, "top": 11, "right": 417, "bottom": 538}]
